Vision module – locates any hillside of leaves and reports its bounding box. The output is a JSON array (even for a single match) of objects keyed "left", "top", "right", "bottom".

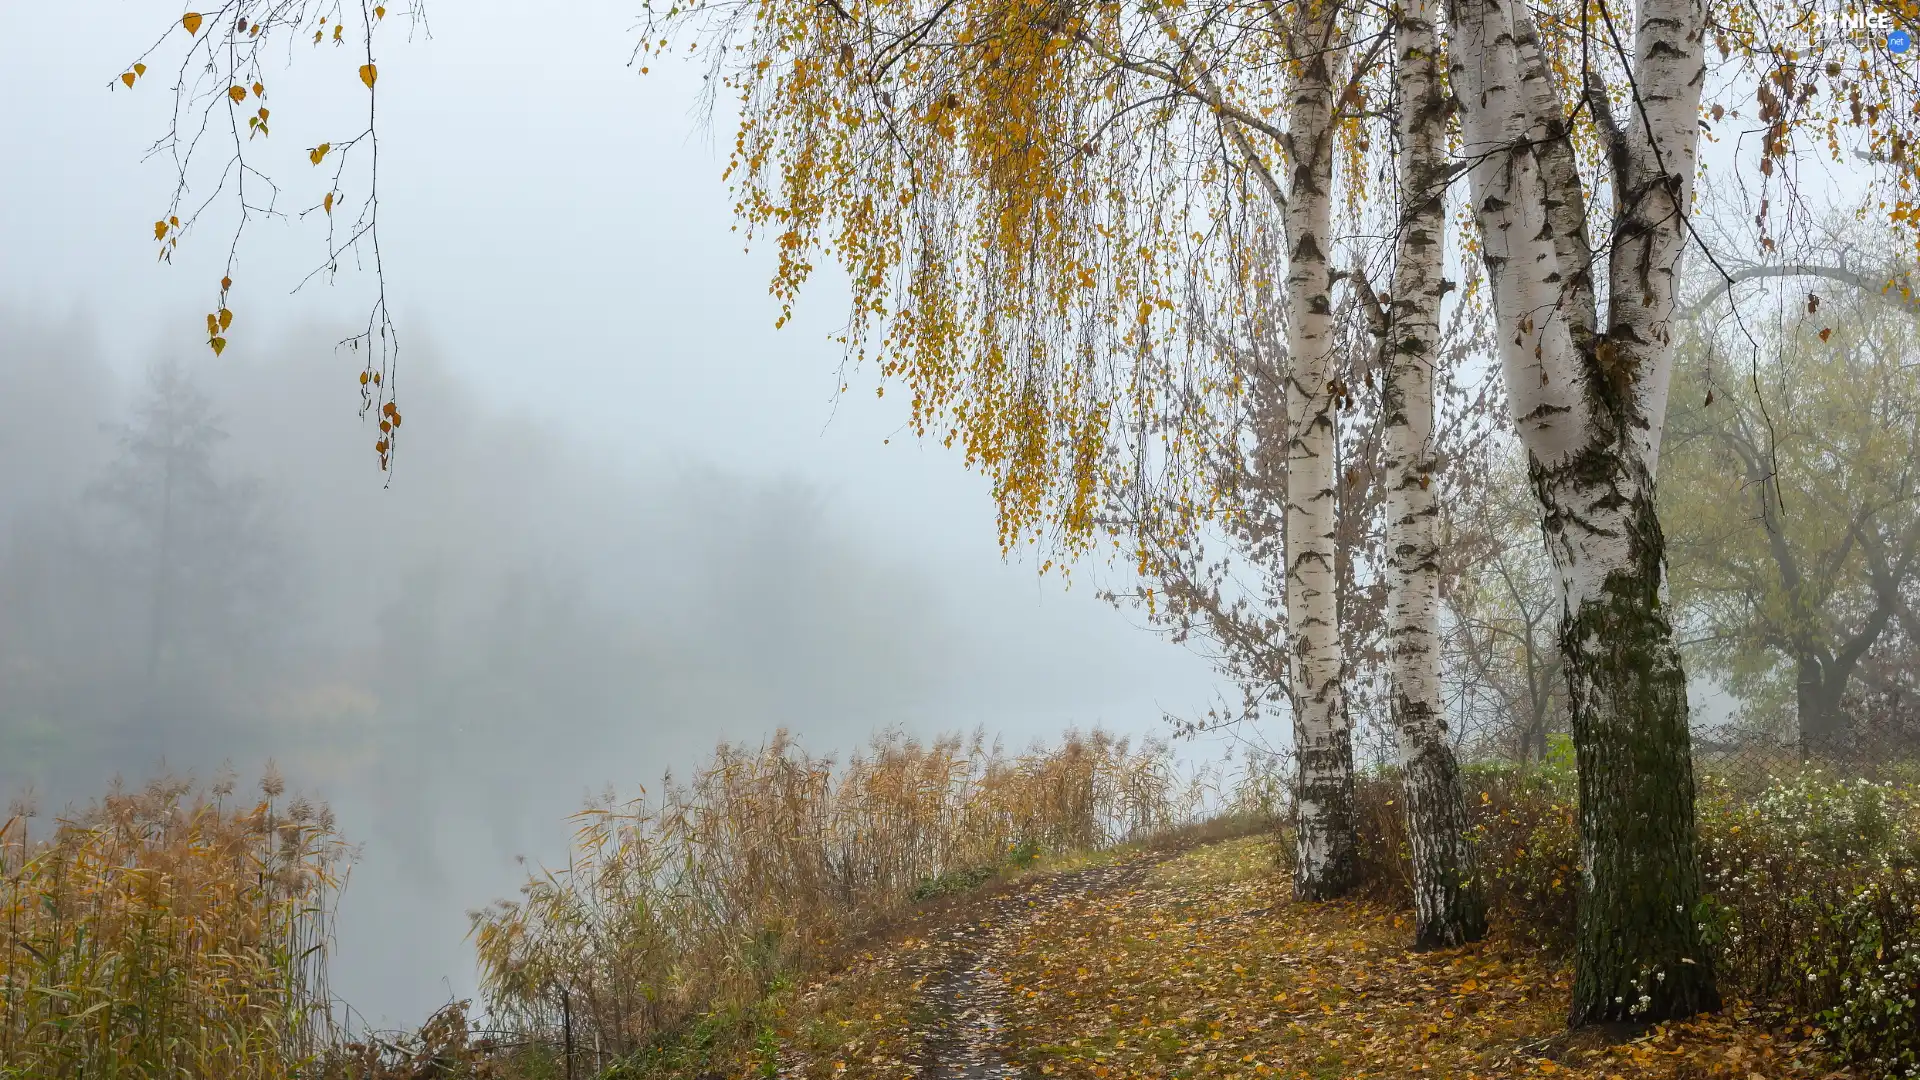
[{"left": 538, "top": 747, "right": 1920, "bottom": 1080}]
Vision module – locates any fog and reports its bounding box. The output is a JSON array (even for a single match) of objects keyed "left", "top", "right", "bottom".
[
  {"left": 0, "top": 310, "right": 1224, "bottom": 1025},
  {"left": 0, "top": 0, "right": 1226, "bottom": 1029}
]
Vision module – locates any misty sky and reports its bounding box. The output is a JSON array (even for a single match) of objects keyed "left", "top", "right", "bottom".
[{"left": 0, "top": 1, "right": 1230, "bottom": 1027}]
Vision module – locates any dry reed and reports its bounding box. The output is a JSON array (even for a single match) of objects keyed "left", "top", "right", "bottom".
[
  {"left": 468, "top": 726, "right": 1218, "bottom": 1070},
  {"left": 0, "top": 768, "right": 347, "bottom": 1080}
]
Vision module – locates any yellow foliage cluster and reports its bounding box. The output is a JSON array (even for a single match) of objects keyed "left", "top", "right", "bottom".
[{"left": 645, "top": 0, "right": 1300, "bottom": 561}]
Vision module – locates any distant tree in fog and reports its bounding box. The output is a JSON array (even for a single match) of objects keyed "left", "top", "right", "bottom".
[{"left": 87, "top": 360, "right": 290, "bottom": 752}]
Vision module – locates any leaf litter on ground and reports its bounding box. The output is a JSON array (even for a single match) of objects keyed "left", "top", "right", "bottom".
[{"left": 758, "top": 835, "right": 1859, "bottom": 1080}]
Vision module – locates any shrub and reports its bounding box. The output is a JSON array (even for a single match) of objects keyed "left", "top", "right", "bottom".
[
  {"left": 1351, "top": 741, "right": 1581, "bottom": 953},
  {"left": 469, "top": 726, "right": 1209, "bottom": 1075},
  {"left": 311, "top": 1000, "right": 560, "bottom": 1080},
  {"left": 1699, "top": 773, "right": 1920, "bottom": 1073},
  {"left": 1350, "top": 764, "right": 1413, "bottom": 903},
  {"left": 908, "top": 836, "right": 1043, "bottom": 902},
  {"left": 909, "top": 863, "right": 995, "bottom": 902},
  {"left": 1821, "top": 938, "right": 1920, "bottom": 1079},
  {"left": 1461, "top": 753, "right": 1582, "bottom": 954},
  {"left": 0, "top": 770, "right": 346, "bottom": 1080}
]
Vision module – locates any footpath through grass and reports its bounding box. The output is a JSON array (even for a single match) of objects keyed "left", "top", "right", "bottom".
[{"left": 744, "top": 835, "right": 1850, "bottom": 1080}]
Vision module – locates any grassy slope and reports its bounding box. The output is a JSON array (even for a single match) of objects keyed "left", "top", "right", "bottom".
[{"left": 649, "top": 833, "right": 1856, "bottom": 1080}]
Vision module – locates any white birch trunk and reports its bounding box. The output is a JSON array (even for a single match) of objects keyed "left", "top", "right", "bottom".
[
  {"left": 1610, "top": 0, "right": 1705, "bottom": 480},
  {"left": 1449, "top": 0, "right": 1720, "bottom": 1023},
  {"left": 1452, "top": 0, "right": 1593, "bottom": 471},
  {"left": 1384, "top": 0, "right": 1485, "bottom": 949},
  {"left": 1283, "top": 0, "right": 1355, "bottom": 901}
]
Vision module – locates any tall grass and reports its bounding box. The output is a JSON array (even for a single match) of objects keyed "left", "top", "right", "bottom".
[
  {"left": 0, "top": 769, "right": 347, "bottom": 1080},
  {"left": 468, "top": 727, "right": 1213, "bottom": 1069}
]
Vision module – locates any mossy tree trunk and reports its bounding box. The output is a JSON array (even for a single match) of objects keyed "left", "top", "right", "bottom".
[{"left": 1535, "top": 448, "right": 1721, "bottom": 1024}]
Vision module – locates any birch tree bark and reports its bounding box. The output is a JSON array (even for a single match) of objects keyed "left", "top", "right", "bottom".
[
  {"left": 1380, "top": 0, "right": 1486, "bottom": 948},
  {"left": 1284, "top": 0, "right": 1357, "bottom": 901},
  {"left": 1449, "top": 0, "right": 1721, "bottom": 1023}
]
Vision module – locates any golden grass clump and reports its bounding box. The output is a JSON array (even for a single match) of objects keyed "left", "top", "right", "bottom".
[
  {"left": 469, "top": 726, "right": 1212, "bottom": 1069},
  {"left": 0, "top": 768, "right": 348, "bottom": 1080}
]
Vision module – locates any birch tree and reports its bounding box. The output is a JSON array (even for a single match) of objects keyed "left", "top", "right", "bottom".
[
  {"left": 1444, "top": 0, "right": 1727, "bottom": 1022},
  {"left": 1436, "top": 0, "right": 1920, "bottom": 1019},
  {"left": 1280, "top": 0, "right": 1360, "bottom": 901},
  {"left": 651, "top": 0, "right": 1399, "bottom": 897},
  {"left": 1375, "top": 0, "right": 1487, "bottom": 945},
  {"left": 112, "top": 4, "right": 415, "bottom": 474}
]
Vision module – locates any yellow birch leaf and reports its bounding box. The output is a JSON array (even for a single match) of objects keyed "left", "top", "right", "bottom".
[
  {"left": 220, "top": 275, "right": 232, "bottom": 290},
  {"left": 154, "top": 220, "right": 169, "bottom": 240},
  {"left": 228, "top": 85, "right": 247, "bottom": 103},
  {"left": 251, "top": 81, "right": 264, "bottom": 96},
  {"left": 311, "top": 143, "right": 330, "bottom": 165},
  {"left": 218, "top": 308, "right": 232, "bottom": 330},
  {"left": 359, "top": 63, "right": 378, "bottom": 87},
  {"left": 374, "top": 4, "right": 386, "bottom": 16},
  {"left": 121, "top": 72, "right": 136, "bottom": 87},
  {"left": 182, "top": 12, "right": 202, "bottom": 34},
  {"left": 210, "top": 336, "right": 227, "bottom": 356},
  {"left": 323, "top": 192, "right": 335, "bottom": 214},
  {"left": 133, "top": 63, "right": 147, "bottom": 76}
]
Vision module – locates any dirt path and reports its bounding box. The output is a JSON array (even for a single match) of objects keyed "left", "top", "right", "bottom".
[{"left": 910, "top": 858, "right": 1157, "bottom": 1079}]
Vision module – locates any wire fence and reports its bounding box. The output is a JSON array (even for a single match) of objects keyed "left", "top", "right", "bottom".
[
  {"left": 1691, "top": 696, "right": 1920, "bottom": 792},
  {"left": 1437, "top": 681, "right": 1920, "bottom": 792}
]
